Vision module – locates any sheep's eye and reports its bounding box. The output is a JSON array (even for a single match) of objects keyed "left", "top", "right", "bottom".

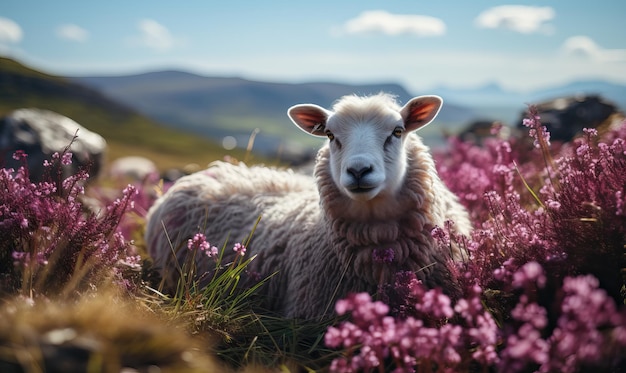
[
  {"left": 326, "top": 131, "right": 335, "bottom": 141},
  {"left": 392, "top": 127, "right": 404, "bottom": 138}
]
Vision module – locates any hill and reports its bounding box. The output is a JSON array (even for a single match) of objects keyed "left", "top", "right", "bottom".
[
  {"left": 74, "top": 71, "right": 474, "bottom": 153},
  {"left": 431, "top": 80, "right": 626, "bottom": 124},
  {"left": 0, "top": 57, "right": 249, "bottom": 171}
]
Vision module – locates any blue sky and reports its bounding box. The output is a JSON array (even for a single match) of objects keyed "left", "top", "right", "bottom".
[{"left": 1, "top": 1, "right": 625, "bottom": 93}]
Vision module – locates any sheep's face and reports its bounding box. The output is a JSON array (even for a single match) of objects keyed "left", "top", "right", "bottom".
[{"left": 288, "top": 94, "right": 442, "bottom": 202}]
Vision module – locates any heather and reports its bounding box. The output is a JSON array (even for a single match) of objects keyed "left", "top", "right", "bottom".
[
  {"left": 0, "top": 109, "right": 625, "bottom": 372},
  {"left": 465, "top": 113, "right": 626, "bottom": 371},
  {"left": 325, "top": 109, "right": 626, "bottom": 372},
  {"left": 0, "top": 145, "right": 139, "bottom": 298},
  {"left": 436, "top": 109, "right": 626, "bottom": 305}
]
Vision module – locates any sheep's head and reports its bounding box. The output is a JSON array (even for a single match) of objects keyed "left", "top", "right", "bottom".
[{"left": 288, "top": 93, "right": 442, "bottom": 202}]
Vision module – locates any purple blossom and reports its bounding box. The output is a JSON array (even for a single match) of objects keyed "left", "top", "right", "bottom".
[
  {"left": 233, "top": 242, "right": 246, "bottom": 256},
  {"left": 119, "top": 254, "right": 142, "bottom": 270},
  {"left": 493, "top": 258, "right": 516, "bottom": 283},
  {"left": 582, "top": 127, "right": 598, "bottom": 137},
  {"left": 325, "top": 114, "right": 626, "bottom": 372},
  {"left": 12, "top": 251, "right": 30, "bottom": 267},
  {"left": 372, "top": 247, "right": 395, "bottom": 264},
  {"left": 414, "top": 287, "right": 454, "bottom": 320},
  {"left": 51, "top": 151, "right": 73, "bottom": 166},
  {"left": 522, "top": 108, "right": 551, "bottom": 149},
  {"left": 187, "top": 233, "right": 218, "bottom": 258},
  {"left": 500, "top": 323, "right": 549, "bottom": 371},
  {"left": 511, "top": 297, "right": 548, "bottom": 330},
  {"left": 12, "top": 150, "right": 27, "bottom": 161},
  {"left": 512, "top": 261, "right": 546, "bottom": 289},
  {"left": 545, "top": 275, "right": 623, "bottom": 370},
  {"left": 326, "top": 281, "right": 500, "bottom": 372},
  {"left": 431, "top": 225, "right": 450, "bottom": 246},
  {"left": 0, "top": 150, "right": 138, "bottom": 296}
]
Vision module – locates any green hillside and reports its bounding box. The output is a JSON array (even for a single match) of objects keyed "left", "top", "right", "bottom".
[{"left": 0, "top": 57, "right": 253, "bottom": 171}]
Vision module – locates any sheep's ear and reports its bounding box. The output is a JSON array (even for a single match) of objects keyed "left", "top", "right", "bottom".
[
  {"left": 288, "top": 104, "right": 332, "bottom": 138},
  {"left": 400, "top": 95, "right": 443, "bottom": 132}
]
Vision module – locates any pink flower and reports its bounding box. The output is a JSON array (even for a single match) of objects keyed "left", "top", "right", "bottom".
[
  {"left": 50, "top": 151, "right": 73, "bottom": 165},
  {"left": 12, "top": 150, "right": 27, "bottom": 161},
  {"left": 187, "top": 233, "right": 218, "bottom": 258},
  {"left": 233, "top": 242, "right": 246, "bottom": 256},
  {"left": 1, "top": 146, "right": 139, "bottom": 295},
  {"left": 512, "top": 261, "right": 546, "bottom": 289},
  {"left": 372, "top": 247, "right": 395, "bottom": 263}
]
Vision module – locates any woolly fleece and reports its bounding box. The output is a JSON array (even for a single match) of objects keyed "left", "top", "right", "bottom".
[{"left": 145, "top": 97, "right": 471, "bottom": 319}]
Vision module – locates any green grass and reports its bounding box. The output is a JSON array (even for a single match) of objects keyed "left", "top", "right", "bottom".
[{"left": 142, "top": 222, "right": 339, "bottom": 371}]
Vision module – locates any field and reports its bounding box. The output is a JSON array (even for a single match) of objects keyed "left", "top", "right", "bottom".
[{"left": 0, "top": 109, "right": 625, "bottom": 372}]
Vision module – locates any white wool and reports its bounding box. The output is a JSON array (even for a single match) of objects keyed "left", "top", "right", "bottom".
[{"left": 145, "top": 93, "right": 472, "bottom": 319}]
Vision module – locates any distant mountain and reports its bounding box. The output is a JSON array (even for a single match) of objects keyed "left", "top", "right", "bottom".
[
  {"left": 6, "top": 55, "right": 623, "bottom": 161},
  {"left": 0, "top": 57, "right": 240, "bottom": 170},
  {"left": 74, "top": 71, "right": 474, "bottom": 153},
  {"left": 432, "top": 80, "right": 626, "bottom": 124},
  {"left": 80, "top": 69, "right": 622, "bottom": 153}
]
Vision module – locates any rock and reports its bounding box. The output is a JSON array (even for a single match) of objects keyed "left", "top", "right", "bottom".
[
  {"left": 0, "top": 108, "right": 106, "bottom": 182},
  {"left": 517, "top": 95, "right": 620, "bottom": 142},
  {"left": 109, "top": 156, "right": 158, "bottom": 182},
  {"left": 458, "top": 120, "right": 511, "bottom": 145}
]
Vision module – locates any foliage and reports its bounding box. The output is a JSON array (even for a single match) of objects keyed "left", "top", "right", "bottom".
[
  {"left": 324, "top": 109, "right": 626, "bottom": 372},
  {"left": 0, "top": 144, "right": 139, "bottom": 298}
]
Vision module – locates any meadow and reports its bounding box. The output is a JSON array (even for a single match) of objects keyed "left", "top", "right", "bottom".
[{"left": 0, "top": 108, "right": 624, "bottom": 372}]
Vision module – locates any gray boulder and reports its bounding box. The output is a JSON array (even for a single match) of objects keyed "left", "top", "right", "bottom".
[
  {"left": 0, "top": 108, "right": 107, "bottom": 182},
  {"left": 109, "top": 156, "right": 158, "bottom": 182},
  {"left": 517, "top": 95, "right": 619, "bottom": 142}
]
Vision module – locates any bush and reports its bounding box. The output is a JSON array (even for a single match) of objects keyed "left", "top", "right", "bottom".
[
  {"left": 324, "top": 109, "right": 626, "bottom": 372},
  {"left": 0, "top": 146, "right": 139, "bottom": 298}
]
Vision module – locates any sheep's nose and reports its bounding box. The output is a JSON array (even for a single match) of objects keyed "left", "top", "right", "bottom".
[{"left": 347, "top": 165, "right": 373, "bottom": 180}]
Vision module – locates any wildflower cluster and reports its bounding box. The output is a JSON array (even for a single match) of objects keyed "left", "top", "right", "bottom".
[
  {"left": 433, "top": 109, "right": 626, "bottom": 301},
  {"left": 328, "top": 264, "right": 626, "bottom": 372},
  {"left": 372, "top": 247, "right": 395, "bottom": 264},
  {"left": 498, "top": 263, "right": 626, "bottom": 373},
  {"left": 173, "top": 234, "right": 253, "bottom": 297},
  {"left": 233, "top": 242, "right": 247, "bottom": 256},
  {"left": 522, "top": 106, "right": 551, "bottom": 149},
  {"left": 187, "top": 233, "right": 218, "bottom": 259},
  {"left": 326, "top": 278, "right": 499, "bottom": 372},
  {"left": 326, "top": 109, "right": 626, "bottom": 371},
  {"left": 0, "top": 148, "right": 139, "bottom": 297}
]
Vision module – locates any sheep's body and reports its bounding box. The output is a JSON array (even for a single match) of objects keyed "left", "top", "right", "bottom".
[{"left": 145, "top": 93, "right": 471, "bottom": 319}]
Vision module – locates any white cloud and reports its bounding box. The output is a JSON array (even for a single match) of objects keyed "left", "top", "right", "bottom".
[
  {"left": 134, "top": 19, "right": 176, "bottom": 51},
  {"left": 475, "top": 5, "right": 554, "bottom": 34},
  {"left": 56, "top": 24, "right": 89, "bottom": 42},
  {"left": 561, "top": 36, "right": 626, "bottom": 63},
  {"left": 0, "top": 17, "right": 23, "bottom": 44},
  {"left": 341, "top": 10, "right": 445, "bottom": 37}
]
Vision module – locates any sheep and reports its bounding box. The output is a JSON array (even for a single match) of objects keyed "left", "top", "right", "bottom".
[{"left": 145, "top": 93, "right": 471, "bottom": 319}]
